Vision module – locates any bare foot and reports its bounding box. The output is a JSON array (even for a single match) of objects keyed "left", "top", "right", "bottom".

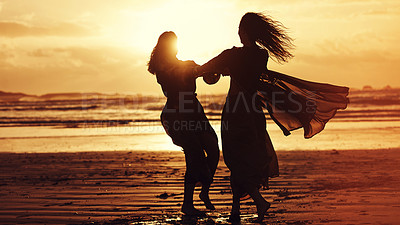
[
  {"left": 181, "top": 204, "right": 206, "bottom": 216},
  {"left": 199, "top": 192, "right": 215, "bottom": 210},
  {"left": 256, "top": 201, "right": 270, "bottom": 222}
]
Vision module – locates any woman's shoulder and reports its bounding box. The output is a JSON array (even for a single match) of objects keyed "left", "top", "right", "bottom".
[
  {"left": 226, "top": 46, "right": 266, "bottom": 54},
  {"left": 180, "top": 60, "right": 197, "bottom": 67},
  {"left": 227, "top": 46, "right": 241, "bottom": 52},
  {"left": 217, "top": 46, "right": 241, "bottom": 57},
  {"left": 248, "top": 47, "right": 269, "bottom": 59}
]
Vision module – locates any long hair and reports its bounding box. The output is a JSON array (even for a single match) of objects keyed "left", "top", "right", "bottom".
[
  {"left": 240, "top": 12, "right": 294, "bottom": 63},
  {"left": 148, "top": 31, "right": 177, "bottom": 75}
]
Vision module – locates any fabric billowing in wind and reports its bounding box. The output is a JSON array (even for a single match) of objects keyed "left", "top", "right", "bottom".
[{"left": 258, "top": 70, "right": 350, "bottom": 138}]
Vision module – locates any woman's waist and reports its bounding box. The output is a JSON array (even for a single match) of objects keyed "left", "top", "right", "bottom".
[
  {"left": 163, "top": 96, "right": 205, "bottom": 114},
  {"left": 166, "top": 91, "right": 197, "bottom": 102},
  {"left": 224, "top": 94, "right": 264, "bottom": 113},
  {"left": 161, "top": 106, "right": 208, "bottom": 124},
  {"left": 226, "top": 92, "right": 261, "bottom": 104}
]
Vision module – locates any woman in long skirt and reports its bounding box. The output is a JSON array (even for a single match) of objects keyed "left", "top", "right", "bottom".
[{"left": 196, "top": 13, "right": 293, "bottom": 221}]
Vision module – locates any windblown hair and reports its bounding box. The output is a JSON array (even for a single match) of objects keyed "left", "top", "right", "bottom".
[
  {"left": 240, "top": 12, "right": 294, "bottom": 63},
  {"left": 148, "top": 31, "right": 177, "bottom": 75}
]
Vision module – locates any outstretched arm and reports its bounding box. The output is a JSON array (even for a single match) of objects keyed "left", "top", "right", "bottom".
[
  {"left": 195, "top": 49, "right": 234, "bottom": 76},
  {"left": 161, "top": 60, "right": 199, "bottom": 82}
]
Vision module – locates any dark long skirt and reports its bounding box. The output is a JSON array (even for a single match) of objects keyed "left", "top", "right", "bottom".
[
  {"left": 222, "top": 93, "right": 278, "bottom": 189},
  {"left": 160, "top": 98, "right": 219, "bottom": 185}
]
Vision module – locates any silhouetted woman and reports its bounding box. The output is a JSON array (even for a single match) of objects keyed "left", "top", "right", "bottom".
[
  {"left": 196, "top": 13, "right": 294, "bottom": 222},
  {"left": 148, "top": 31, "right": 220, "bottom": 216}
]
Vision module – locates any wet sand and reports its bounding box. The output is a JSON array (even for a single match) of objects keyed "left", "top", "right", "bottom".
[{"left": 0, "top": 149, "right": 399, "bottom": 224}]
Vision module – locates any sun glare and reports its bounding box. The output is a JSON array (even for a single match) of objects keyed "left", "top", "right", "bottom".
[{"left": 111, "top": 0, "right": 239, "bottom": 64}]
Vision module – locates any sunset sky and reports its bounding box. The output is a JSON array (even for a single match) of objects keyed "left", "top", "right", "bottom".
[{"left": 0, "top": 0, "right": 399, "bottom": 95}]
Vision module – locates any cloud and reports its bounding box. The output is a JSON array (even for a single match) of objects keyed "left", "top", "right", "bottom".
[
  {"left": 273, "top": 35, "right": 400, "bottom": 89},
  {"left": 0, "top": 0, "right": 399, "bottom": 94},
  {"left": 0, "top": 45, "right": 159, "bottom": 94},
  {"left": 0, "top": 21, "right": 96, "bottom": 37}
]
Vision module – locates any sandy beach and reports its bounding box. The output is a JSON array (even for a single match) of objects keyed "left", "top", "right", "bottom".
[
  {"left": 0, "top": 149, "right": 399, "bottom": 224},
  {"left": 1, "top": 0, "right": 399, "bottom": 224}
]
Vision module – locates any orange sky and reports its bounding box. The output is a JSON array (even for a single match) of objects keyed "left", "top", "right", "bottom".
[{"left": 0, "top": 0, "right": 399, "bottom": 95}]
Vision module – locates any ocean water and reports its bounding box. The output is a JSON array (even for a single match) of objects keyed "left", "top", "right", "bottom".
[{"left": 1, "top": 88, "right": 400, "bottom": 153}]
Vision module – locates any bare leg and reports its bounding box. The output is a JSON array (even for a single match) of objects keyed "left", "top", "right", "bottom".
[
  {"left": 244, "top": 184, "right": 270, "bottom": 222},
  {"left": 201, "top": 132, "right": 220, "bottom": 176},
  {"left": 199, "top": 183, "right": 215, "bottom": 210},
  {"left": 181, "top": 147, "right": 205, "bottom": 216},
  {"left": 199, "top": 131, "right": 220, "bottom": 210},
  {"left": 181, "top": 179, "right": 205, "bottom": 216},
  {"left": 182, "top": 179, "right": 195, "bottom": 209},
  {"left": 228, "top": 178, "right": 241, "bottom": 222}
]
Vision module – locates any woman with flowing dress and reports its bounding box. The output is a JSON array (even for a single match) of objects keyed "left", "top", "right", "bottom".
[{"left": 196, "top": 12, "right": 348, "bottom": 222}]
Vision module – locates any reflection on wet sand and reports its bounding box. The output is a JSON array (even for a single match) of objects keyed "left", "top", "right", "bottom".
[{"left": 1, "top": 149, "right": 399, "bottom": 224}]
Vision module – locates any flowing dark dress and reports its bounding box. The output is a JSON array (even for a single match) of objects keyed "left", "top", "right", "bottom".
[
  {"left": 201, "top": 46, "right": 278, "bottom": 188},
  {"left": 258, "top": 70, "right": 349, "bottom": 138},
  {"left": 156, "top": 59, "right": 219, "bottom": 185},
  {"left": 201, "top": 46, "right": 349, "bottom": 188}
]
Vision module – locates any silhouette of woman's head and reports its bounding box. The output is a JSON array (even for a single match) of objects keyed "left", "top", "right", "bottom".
[
  {"left": 239, "top": 12, "right": 294, "bottom": 63},
  {"left": 148, "top": 31, "right": 178, "bottom": 75}
]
